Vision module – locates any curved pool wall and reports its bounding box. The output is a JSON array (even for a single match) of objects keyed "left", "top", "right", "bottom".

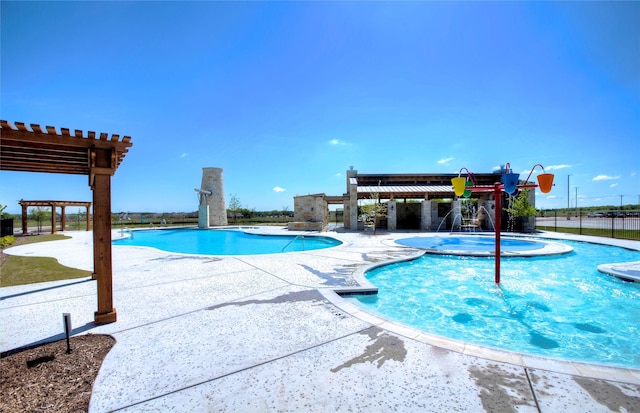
[
  {"left": 343, "top": 237, "right": 640, "bottom": 369},
  {"left": 112, "top": 227, "right": 342, "bottom": 255},
  {"left": 395, "top": 235, "right": 573, "bottom": 256}
]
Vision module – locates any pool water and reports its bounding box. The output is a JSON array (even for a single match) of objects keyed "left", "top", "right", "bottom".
[
  {"left": 396, "top": 235, "right": 545, "bottom": 252},
  {"left": 348, "top": 239, "right": 640, "bottom": 368},
  {"left": 113, "top": 228, "right": 341, "bottom": 255}
]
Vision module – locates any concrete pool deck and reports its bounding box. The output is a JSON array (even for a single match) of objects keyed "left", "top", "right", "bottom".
[{"left": 1, "top": 228, "right": 639, "bottom": 412}]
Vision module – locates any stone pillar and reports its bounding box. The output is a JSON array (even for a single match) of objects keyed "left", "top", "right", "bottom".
[
  {"left": 452, "top": 200, "right": 462, "bottom": 231},
  {"left": 387, "top": 200, "right": 397, "bottom": 230},
  {"left": 421, "top": 200, "right": 432, "bottom": 231},
  {"left": 347, "top": 169, "right": 358, "bottom": 230},
  {"left": 198, "top": 205, "right": 209, "bottom": 229},
  {"left": 200, "top": 167, "right": 228, "bottom": 227}
]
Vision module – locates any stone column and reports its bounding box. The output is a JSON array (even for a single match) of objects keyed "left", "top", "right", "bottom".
[
  {"left": 347, "top": 169, "right": 358, "bottom": 230},
  {"left": 421, "top": 200, "right": 432, "bottom": 231},
  {"left": 452, "top": 200, "right": 462, "bottom": 231},
  {"left": 200, "top": 167, "right": 228, "bottom": 227},
  {"left": 198, "top": 205, "right": 209, "bottom": 229},
  {"left": 387, "top": 200, "right": 397, "bottom": 230}
]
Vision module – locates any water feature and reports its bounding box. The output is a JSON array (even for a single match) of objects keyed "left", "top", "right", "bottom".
[
  {"left": 346, "top": 238, "right": 640, "bottom": 368},
  {"left": 436, "top": 205, "right": 463, "bottom": 232},
  {"left": 436, "top": 202, "right": 495, "bottom": 233}
]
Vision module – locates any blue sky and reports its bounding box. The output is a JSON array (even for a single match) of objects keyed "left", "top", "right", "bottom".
[{"left": 1, "top": 1, "right": 638, "bottom": 214}]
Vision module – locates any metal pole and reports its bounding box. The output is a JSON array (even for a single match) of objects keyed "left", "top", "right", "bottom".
[
  {"left": 567, "top": 174, "right": 571, "bottom": 220},
  {"left": 494, "top": 183, "right": 501, "bottom": 285},
  {"left": 574, "top": 187, "right": 579, "bottom": 217}
]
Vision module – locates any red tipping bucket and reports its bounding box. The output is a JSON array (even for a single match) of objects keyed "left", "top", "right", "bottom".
[{"left": 537, "top": 173, "right": 554, "bottom": 193}]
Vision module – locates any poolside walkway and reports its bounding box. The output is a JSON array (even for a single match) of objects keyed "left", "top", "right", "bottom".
[{"left": 1, "top": 228, "right": 639, "bottom": 412}]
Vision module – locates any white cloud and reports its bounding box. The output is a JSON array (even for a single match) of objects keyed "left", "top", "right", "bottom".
[
  {"left": 546, "top": 195, "right": 558, "bottom": 199},
  {"left": 335, "top": 173, "right": 342, "bottom": 177},
  {"left": 610, "top": 183, "right": 618, "bottom": 188},
  {"left": 438, "top": 157, "right": 454, "bottom": 165},
  {"left": 273, "top": 186, "right": 286, "bottom": 193},
  {"left": 180, "top": 153, "right": 188, "bottom": 158},
  {"left": 593, "top": 175, "right": 620, "bottom": 181},
  {"left": 329, "top": 139, "right": 348, "bottom": 146},
  {"left": 545, "top": 164, "right": 571, "bottom": 171},
  {"left": 631, "top": 171, "right": 637, "bottom": 177}
]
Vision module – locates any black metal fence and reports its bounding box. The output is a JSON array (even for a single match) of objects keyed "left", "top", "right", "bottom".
[{"left": 536, "top": 210, "right": 640, "bottom": 241}]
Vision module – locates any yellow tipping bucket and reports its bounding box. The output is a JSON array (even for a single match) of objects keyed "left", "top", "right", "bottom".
[
  {"left": 537, "top": 173, "right": 554, "bottom": 193},
  {"left": 451, "top": 177, "right": 466, "bottom": 197}
]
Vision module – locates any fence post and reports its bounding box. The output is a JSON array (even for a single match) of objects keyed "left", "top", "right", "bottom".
[
  {"left": 611, "top": 213, "right": 615, "bottom": 238},
  {"left": 579, "top": 209, "right": 582, "bottom": 235}
]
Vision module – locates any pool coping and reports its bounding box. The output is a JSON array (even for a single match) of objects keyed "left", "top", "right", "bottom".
[{"left": 321, "top": 232, "right": 640, "bottom": 384}]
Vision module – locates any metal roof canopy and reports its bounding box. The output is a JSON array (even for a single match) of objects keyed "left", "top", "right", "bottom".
[
  {"left": 352, "top": 172, "right": 505, "bottom": 200},
  {"left": 1, "top": 120, "right": 133, "bottom": 325}
]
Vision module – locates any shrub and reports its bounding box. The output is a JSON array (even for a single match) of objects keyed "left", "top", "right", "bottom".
[{"left": 0, "top": 235, "right": 16, "bottom": 248}]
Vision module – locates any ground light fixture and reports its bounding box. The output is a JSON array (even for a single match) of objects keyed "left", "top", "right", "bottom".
[
  {"left": 451, "top": 163, "right": 554, "bottom": 284},
  {"left": 63, "top": 313, "right": 72, "bottom": 354}
]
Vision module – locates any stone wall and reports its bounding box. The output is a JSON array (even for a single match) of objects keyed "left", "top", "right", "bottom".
[{"left": 288, "top": 194, "right": 327, "bottom": 231}]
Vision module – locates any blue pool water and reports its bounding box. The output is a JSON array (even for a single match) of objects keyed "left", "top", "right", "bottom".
[
  {"left": 348, "top": 239, "right": 640, "bottom": 368},
  {"left": 113, "top": 228, "right": 341, "bottom": 255},
  {"left": 396, "top": 235, "right": 545, "bottom": 253}
]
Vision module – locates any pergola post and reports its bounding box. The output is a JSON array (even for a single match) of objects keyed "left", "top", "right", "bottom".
[
  {"left": 20, "top": 201, "right": 28, "bottom": 234},
  {"left": 2, "top": 121, "right": 131, "bottom": 327},
  {"left": 85, "top": 205, "right": 91, "bottom": 231},
  {"left": 51, "top": 204, "right": 57, "bottom": 234},
  {"left": 91, "top": 147, "right": 117, "bottom": 324},
  {"left": 61, "top": 205, "right": 66, "bottom": 231}
]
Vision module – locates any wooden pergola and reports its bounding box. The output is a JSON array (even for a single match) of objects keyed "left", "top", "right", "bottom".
[
  {"left": 0, "top": 120, "right": 132, "bottom": 325},
  {"left": 18, "top": 199, "right": 92, "bottom": 234}
]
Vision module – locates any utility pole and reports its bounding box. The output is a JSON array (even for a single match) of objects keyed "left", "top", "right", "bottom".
[
  {"left": 574, "top": 187, "right": 579, "bottom": 217},
  {"left": 567, "top": 174, "right": 571, "bottom": 220}
]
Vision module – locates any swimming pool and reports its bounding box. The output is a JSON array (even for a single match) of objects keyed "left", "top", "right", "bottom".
[
  {"left": 395, "top": 235, "right": 572, "bottom": 256},
  {"left": 347, "top": 239, "right": 640, "bottom": 368},
  {"left": 113, "top": 228, "right": 341, "bottom": 255}
]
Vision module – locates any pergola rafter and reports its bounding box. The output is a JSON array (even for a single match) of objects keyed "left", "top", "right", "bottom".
[{"left": 0, "top": 120, "right": 133, "bottom": 325}]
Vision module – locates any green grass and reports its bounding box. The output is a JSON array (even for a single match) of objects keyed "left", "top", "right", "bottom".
[{"left": 0, "top": 234, "right": 91, "bottom": 287}]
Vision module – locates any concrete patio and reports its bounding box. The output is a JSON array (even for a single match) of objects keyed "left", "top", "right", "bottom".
[{"left": 1, "top": 228, "right": 639, "bottom": 412}]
